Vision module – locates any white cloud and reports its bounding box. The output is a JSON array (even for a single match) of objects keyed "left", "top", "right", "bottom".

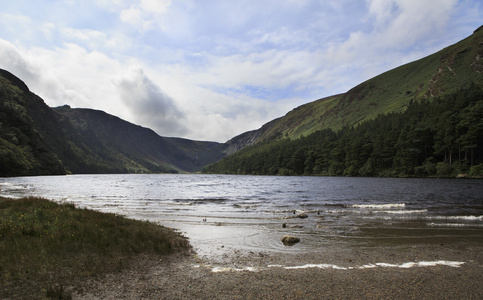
[
  {"left": 0, "top": 39, "right": 38, "bottom": 86},
  {"left": 114, "top": 66, "right": 187, "bottom": 137},
  {"left": 118, "top": 0, "right": 172, "bottom": 31},
  {"left": 140, "top": 0, "right": 172, "bottom": 14}
]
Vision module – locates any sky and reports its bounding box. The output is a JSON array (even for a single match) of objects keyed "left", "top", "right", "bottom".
[{"left": 0, "top": 0, "right": 481, "bottom": 142}]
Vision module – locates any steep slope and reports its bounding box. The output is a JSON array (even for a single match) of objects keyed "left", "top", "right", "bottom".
[
  {"left": 0, "top": 69, "right": 66, "bottom": 176},
  {"left": 227, "top": 26, "right": 483, "bottom": 149},
  {"left": 53, "top": 105, "right": 227, "bottom": 173},
  {"left": 0, "top": 69, "right": 227, "bottom": 175},
  {"left": 205, "top": 84, "right": 483, "bottom": 177}
]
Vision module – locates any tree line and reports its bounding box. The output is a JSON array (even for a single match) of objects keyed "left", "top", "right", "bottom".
[{"left": 203, "top": 84, "right": 483, "bottom": 177}]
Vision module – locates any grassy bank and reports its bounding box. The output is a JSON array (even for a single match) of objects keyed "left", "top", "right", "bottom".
[{"left": 0, "top": 196, "right": 191, "bottom": 299}]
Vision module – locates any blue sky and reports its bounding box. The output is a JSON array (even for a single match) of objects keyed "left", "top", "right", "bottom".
[{"left": 0, "top": 0, "right": 481, "bottom": 142}]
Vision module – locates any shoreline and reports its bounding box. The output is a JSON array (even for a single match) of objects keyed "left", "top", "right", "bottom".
[{"left": 72, "top": 240, "right": 483, "bottom": 299}]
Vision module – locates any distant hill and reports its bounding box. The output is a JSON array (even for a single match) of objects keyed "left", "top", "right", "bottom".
[
  {"left": 226, "top": 25, "right": 483, "bottom": 151},
  {"left": 53, "top": 105, "right": 227, "bottom": 173},
  {"left": 0, "top": 69, "right": 227, "bottom": 176}
]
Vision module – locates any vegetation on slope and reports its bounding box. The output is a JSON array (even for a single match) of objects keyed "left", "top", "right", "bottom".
[
  {"left": 0, "top": 69, "right": 228, "bottom": 176},
  {"left": 204, "top": 85, "right": 483, "bottom": 177},
  {"left": 0, "top": 196, "right": 190, "bottom": 299},
  {"left": 53, "top": 105, "right": 227, "bottom": 174},
  {"left": 0, "top": 73, "right": 65, "bottom": 176},
  {"left": 228, "top": 26, "right": 483, "bottom": 148}
]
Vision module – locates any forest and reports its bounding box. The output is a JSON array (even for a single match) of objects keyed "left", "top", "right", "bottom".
[{"left": 203, "top": 84, "right": 483, "bottom": 178}]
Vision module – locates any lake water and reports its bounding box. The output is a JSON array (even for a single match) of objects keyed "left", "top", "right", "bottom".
[{"left": 1, "top": 174, "right": 482, "bottom": 258}]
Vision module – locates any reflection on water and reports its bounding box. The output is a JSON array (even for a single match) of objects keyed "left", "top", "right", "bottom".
[{"left": 1, "top": 174, "right": 482, "bottom": 257}]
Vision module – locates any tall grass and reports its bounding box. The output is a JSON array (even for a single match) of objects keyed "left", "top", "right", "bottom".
[{"left": 0, "top": 196, "right": 190, "bottom": 299}]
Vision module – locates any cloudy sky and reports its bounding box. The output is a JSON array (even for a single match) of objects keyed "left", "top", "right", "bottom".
[{"left": 0, "top": 0, "right": 481, "bottom": 142}]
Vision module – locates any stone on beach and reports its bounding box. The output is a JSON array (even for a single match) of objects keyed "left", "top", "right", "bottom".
[{"left": 281, "top": 235, "right": 300, "bottom": 246}]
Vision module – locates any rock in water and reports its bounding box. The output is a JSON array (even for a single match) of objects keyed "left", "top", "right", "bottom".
[
  {"left": 296, "top": 212, "right": 308, "bottom": 219},
  {"left": 282, "top": 235, "right": 300, "bottom": 246},
  {"left": 282, "top": 223, "right": 304, "bottom": 228}
]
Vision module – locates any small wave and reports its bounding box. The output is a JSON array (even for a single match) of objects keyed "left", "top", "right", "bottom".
[
  {"left": 376, "top": 209, "right": 428, "bottom": 214},
  {"left": 0, "top": 193, "right": 21, "bottom": 199},
  {"left": 277, "top": 260, "right": 465, "bottom": 270},
  {"left": 211, "top": 266, "right": 259, "bottom": 273},
  {"left": 206, "top": 261, "right": 465, "bottom": 272},
  {"left": 173, "top": 198, "right": 228, "bottom": 205},
  {"left": 0, "top": 182, "right": 30, "bottom": 190},
  {"left": 427, "top": 222, "right": 483, "bottom": 228},
  {"left": 351, "top": 203, "right": 405, "bottom": 209},
  {"left": 169, "top": 201, "right": 194, "bottom": 206},
  {"left": 427, "top": 215, "right": 483, "bottom": 221},
  {"left": 233, "top": 204, "right": 261, "bottom": 209}
]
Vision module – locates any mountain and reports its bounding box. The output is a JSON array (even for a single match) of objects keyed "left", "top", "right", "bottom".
[
  {"left": 0, "top": 69, "right": 227, "bottom": 176},
  {"left": 226, "top": 26, "right": 483, "bottom": 150},
  {"left": 53, "top": 105, "right": 227, "bottom": 173},
  {"left": 2, "top": 26, "right": 482, "bottom": 177},
  {"left": 204, "top": 26, "right": 483, "bottom": 177}
]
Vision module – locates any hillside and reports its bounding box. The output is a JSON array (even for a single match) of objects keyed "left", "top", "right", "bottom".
[
  {"left": 204, "top": 84, "right": 483, "bottom": 177},
  {"left": 0, "top": 69, "right": 66, "bottom": 176},
  {"left": 205, "top": 26, "right": 483, "bottom": 177},
  {"left": 0, "top": 69, "right": 227, "bottom": 176},
  {"left": 226, "top": 25, "right": 483, "bottom": 150},
  {"left": 53, "top": 105, "right": 227, "bottom": 173}
]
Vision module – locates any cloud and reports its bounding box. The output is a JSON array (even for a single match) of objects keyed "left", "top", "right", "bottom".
[
  {"left": 367, "top": 0, "right": 457, "bottom": 47},
  {"left": 0, "top": 39, "right": 38, "bottom": 86},
  {"left": 114, "top": 67, "right": 188, "bottom": 137},
  {"left": 119, "top": 0, "right": 172, "bottom": 31},
  {"left": 140, "top": 0, "right": 172, "bottom": 14}
]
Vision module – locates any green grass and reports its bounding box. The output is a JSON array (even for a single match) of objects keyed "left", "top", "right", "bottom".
[{"left": 0, "top": 196, "right": 190, "bottom": 299}]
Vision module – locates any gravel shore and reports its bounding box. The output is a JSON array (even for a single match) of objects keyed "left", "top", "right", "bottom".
[{"left": 72, "top": 241, "right": 483, "bottom": 299}]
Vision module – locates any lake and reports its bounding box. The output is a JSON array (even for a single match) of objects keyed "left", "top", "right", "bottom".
[{"left": 1, "top": 174, "right": 482, "bottom": 259}]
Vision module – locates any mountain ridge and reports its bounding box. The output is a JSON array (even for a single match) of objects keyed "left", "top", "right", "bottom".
[
  {"left": 0, "top": 70, "right": 228, "bottom": 176},
  {"left": 226, "top": 26, "right": 483, "bottom": 150}
]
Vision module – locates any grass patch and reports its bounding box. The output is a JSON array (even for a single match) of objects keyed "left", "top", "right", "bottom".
[{"left": 0, "top": 196, "right": 190, "bottom": 299}]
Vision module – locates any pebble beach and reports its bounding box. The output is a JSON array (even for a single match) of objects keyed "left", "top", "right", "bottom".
[{"left": 72, "top": 239, "right": 483, "bottom": 299}]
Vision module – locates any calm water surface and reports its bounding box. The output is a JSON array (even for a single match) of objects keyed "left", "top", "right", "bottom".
[{"left": 1, "top": 174, "right": 482, "bottom": 257}]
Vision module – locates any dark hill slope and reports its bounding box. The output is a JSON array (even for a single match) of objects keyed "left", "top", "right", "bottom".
[
  {"left": 0, "top": 69, "right": 227, "bottom": 175},
  {"left": 0, "top": 69, "right": 66, "bottom": 176},
  {"left": 226, "top": 26, "right": 483, "bottom": 150},
  {"left": 53, "top": 105, "right": 227, "bottom": 173}
]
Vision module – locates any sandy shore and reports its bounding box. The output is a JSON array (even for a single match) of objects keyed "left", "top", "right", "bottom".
[{"left": 71, "top": 241, "right": 483, "bottom": 299}]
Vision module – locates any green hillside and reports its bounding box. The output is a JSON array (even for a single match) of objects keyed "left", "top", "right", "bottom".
[
  {"left": 205, "top": 26, "right": 483, "bottom": 177},
  {"left": 229, "top": 26, "right": 483, "bottom": 146},
  {"left": 204, "top": 85, "right": 483, "bottom": 177}
]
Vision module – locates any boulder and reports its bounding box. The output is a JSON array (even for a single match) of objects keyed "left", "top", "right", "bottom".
[
  {"left": 281, "top": 235, "right": 300, "bottom": 246},
  {"left": 296, "top": 212, "right": 308, "bottom": 219}
]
